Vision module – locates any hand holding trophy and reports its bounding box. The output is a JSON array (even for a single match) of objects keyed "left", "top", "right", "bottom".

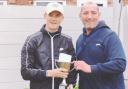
[{"left": 56, "top": 53, "right": 72, "bottom": 87}]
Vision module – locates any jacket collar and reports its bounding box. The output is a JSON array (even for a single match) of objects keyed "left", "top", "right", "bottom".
[
  {"left": 83, "top": 20, "right": 110, "bottom": 36},
  {"left": 40, "top": 24, "right": 62, "bottom": 36}
]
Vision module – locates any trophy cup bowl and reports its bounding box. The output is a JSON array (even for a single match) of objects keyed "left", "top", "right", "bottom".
[
  {"left": 56, "top": 60, "right": 71, "bottom": 86},
  {"left": 56, "top": 61, "right": 71, "bottom": 71},
  {"left": 56, "top": 53, "right": 72, "bottom": 87}
]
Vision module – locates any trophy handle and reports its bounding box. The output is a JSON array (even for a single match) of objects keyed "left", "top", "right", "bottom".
[
  {"left": 69, "top": 67, "right": 75, "bottom": 72},
  {"left": 55, "top": 60, "right": 59, "bottom": 68}
]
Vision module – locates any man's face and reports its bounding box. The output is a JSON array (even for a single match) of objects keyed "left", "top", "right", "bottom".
[
  {"left": 79, "top": 4, "right": 100, "bottom": 29},
  {"left": 44, "top": 11, "right": 64, "bottom": 31}
]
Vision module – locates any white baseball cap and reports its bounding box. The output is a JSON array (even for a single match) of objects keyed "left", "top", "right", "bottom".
[{"left": 45, "top": 2, "right": 64, "bottom": 15}]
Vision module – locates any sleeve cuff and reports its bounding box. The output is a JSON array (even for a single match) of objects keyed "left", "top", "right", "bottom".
[
  {"left": 91, "top": 65, "right": 98, "bottom": 73},
  {"left": 45, "top": 70, "right": 48, "bottom": 77}
]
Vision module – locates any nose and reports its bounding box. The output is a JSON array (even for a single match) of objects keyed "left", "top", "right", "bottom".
[
  {"left": 87, "top": 13, "right": 93, "bottom": 20},
  {"left": 50, "top": 16, "right": 57, "bottom": 22}
]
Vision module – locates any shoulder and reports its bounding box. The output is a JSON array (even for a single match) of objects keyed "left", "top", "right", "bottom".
[
  {"left": 103, "top": 28, "right": 118, "bottom": 39},
  {"left": 27, "top": 31, "right": 43, "bottom": 41},
  {"left": 103, "top": 30, "right": 121, "bottom": 47},
  {"left": 95, "top": 28, "right": 114, "bottom": 40},
  {"left": 61, "top": 33, "right": 72, "bottom": 40},
  {"left": 98, "top": 28, "right": 119, "bottom": 44},
  {"left": 77, "top": 34, "right": 83, "bottom": 42},
  {"left": 99, "top": 27, "right": 113, "bottom": 36},
  {"left": 25, "top": 31, "right": 43, "bottom": 45},
  {"left": 28, "top": 31, "right": 42, "bottom": 40}
]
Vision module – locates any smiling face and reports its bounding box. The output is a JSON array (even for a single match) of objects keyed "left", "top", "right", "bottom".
[
  {"left": 44, "top": 11, "right": 64, "bottom": 32},
  {"left": 79, "top": 2, "right": 100, "bottom": 30}
]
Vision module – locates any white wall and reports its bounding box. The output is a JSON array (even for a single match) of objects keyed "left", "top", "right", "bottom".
[{"left": 0, "top": 6, "right": 127, "bottom": 89}]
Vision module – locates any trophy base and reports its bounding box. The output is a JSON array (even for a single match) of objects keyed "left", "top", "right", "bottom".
[
  {"left": 59, "top": 85, "right": 66, "bottom": 89},
  {"left": 59, "top": 83, "right": 66, "bottom": 89}
]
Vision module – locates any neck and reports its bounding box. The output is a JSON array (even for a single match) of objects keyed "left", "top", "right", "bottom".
[
  {"left": 45, "top": 26, "right": 58, "bottom": 33},
  {"left": 85, "top": 28, "right": 93, "bottom": 35}
]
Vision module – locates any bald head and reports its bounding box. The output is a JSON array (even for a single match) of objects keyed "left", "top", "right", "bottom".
[{"left": 81, "top": 1, "right": 99, "bottom": 13}]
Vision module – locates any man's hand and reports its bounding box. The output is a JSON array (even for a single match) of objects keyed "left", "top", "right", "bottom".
[
  {"left": 74, "top": 61, "right": 91, "bottom": 73},
  {"left": 47, "top": 68, "right": 68, "bottom": 78},
  {"left": 67, "top": 84, "right": 73, "bottom": 89}
]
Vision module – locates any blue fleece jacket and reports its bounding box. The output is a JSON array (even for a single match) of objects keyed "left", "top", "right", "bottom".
[{"left": 76, "top": 21, "right": 126, "bottom": 89}]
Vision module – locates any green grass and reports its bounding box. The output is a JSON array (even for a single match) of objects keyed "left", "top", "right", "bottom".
[{"left": 74, "top": 84, "right": 79, "bottom": 89}]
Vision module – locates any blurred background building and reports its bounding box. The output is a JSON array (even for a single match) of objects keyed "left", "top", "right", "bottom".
[
  {"left": 5, "top": 0, "right": 128, "bottom": 6},
  {"left": 7, "top": 0, "right": 33, "bottom": 5}
]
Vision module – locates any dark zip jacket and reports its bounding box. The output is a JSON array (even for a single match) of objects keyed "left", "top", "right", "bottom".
[
  {"left": 21, "top": 25, "right": 75, "bottom": 89},
  {"left": 76, "top": 21, "right": 126, "bottom": 89}
]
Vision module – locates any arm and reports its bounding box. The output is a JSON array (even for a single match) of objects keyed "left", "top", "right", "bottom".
[
  {"left": 21, "top": 36, "right": 47, "bottom": 81},
  {"left": 74, "top": 32, "right": 126, "bottom": 75},
  {"left": 66, "top": 39, "right": 78, "bottom": 86},
  {"left": 21, "top": 36, "right": 68, "bottom": 81},
  {"left": 91, "top": 32, "right": 126, "bottom": 75}
]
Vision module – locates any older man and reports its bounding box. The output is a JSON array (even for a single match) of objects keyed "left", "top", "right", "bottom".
[{"left": 68, "top": 1, "right": 126, "bottom": 89}]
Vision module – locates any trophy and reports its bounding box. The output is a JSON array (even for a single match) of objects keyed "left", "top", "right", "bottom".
[{"left": 56, "top": 53, "right": 72, "bottom": 87}]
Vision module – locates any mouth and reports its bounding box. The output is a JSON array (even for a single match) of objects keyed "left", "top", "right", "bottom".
[
  {"left": 50, "top": 22, "right": 57, "bottom": 25},
  {"left": 87, "top": 20, "right": 94, "bottom": 23}
]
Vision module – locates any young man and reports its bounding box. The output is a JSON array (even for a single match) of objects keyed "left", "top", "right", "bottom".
[
  {"left": 21, "top": 2, "right": 75, "bottom": 89},
  {"left": 68, "top": 1, "right": 126, "bottom": 89}
]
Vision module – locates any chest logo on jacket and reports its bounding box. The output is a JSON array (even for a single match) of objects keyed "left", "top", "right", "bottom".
[{"left": 96, "top": 43, "right": 102, "bottom": 47}]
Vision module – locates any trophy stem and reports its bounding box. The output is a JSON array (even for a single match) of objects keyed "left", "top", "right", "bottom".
[
  {"left": 59, "top": 78, "right": 67, "bottom": 89},
  {"left": 61, "top": 78, "right": 67, "bottom": 86}
]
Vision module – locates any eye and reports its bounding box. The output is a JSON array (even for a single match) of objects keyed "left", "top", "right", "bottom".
[
  {"left": 49, "top": 13, "right": 62, "bottom": 17},
  {"left": 56, "top": 13, "right": 62, "bottom": 17},
  {"left": 91, "top": 11, "right": 97, "bottom": 15},
  {"left": 81, "top": 12, "right": 88, "bottom": 15}
]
